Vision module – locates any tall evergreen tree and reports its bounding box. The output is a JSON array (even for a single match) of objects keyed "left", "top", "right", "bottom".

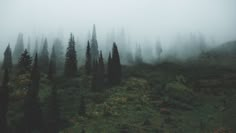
[
  {"left": 85, "top": 41, "right": 91, "bottom": 74},
  {"left": 111, "top": 42, "right": 121, "bottom": 85},
  {"left": 27, "top": 37, "right": 31, "bottom": 55},
  {"left": 91, "top": 60, "right": 98, "bottom": 91},
  {"left": 39, "top": 38, "right": 49, "bottom": 73},
  {"left": 107, "top": 52, "right": 112, "bottom": 84},
  {"left": 13, "top": 33, "right": 24, "bottom": 63},
  {"left": 79, "top": 95, "right": 86, "bottom": 116},
  {"left": 64, "top": 34, "right": 77, "bottom": 77},
  {"left": 90, "top": 24, "right": 99, "bottom": 62},
  {"left": 33, "top": 39, "right": 39, "bottom": 56},
  {"left": 0, "top": 69, "right": 9, "bottom": 133},
  {"left": 18, "top": 49, "right": 32, "bottom": 74},
  {"left": 45, "top": 86, "right": 61, "bottom": 133},
  {"left": 97, "top": 51, "right": 105, "bottom": 88},
  {"left": 2, "top": 44, "right": 12, "bottom": 71},
  {"left": 24, "top": 53, "right": 43, "bottom": 133},
  {"left": 48, "top": 45, "right": 56, "bottom": 80}
]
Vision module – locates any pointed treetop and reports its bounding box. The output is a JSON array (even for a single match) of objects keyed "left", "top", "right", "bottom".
[{"left": 92, "top": 24, "right": 97, "bottom": 40}]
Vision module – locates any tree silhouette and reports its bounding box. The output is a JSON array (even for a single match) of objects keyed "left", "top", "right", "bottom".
[
  {"left": 0, "top": 69, "right": 9, "bottom": 133},
  {"left": 90, "top": 24, "right": 99, "bottom": 62},
  {"left": 85, "top": 41, "right": 91, "bottom": 75},
  {"left": 48, "top": 45, "right": 56, "bottom": 80},
  {"left": 13, "top": 33, "right": 24, "bottom": 64},
  {"left": 45, "top": 86, "right": 61, "bottom": 133},
  {"left": 39, "top": 38, "right": 49, "bottom": 73},
  {"left": 111, "top": 42, "right": 122, "bottom": 85},
  {"left": 2, "top": 44, "right": 12, "bottom": 71},
  {"left": 18, "top": 49, "right": 32, "bottom": 74},
  {"left": 64, "top": 33, "right": 77, "bottom": 77},
  {"left": 24, "top": 53, "right": 43, "bottom": 133}
]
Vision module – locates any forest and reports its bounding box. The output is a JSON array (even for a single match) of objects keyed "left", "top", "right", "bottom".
[{"left": 0, "top": 24, "right": 235, "bottom": 133}]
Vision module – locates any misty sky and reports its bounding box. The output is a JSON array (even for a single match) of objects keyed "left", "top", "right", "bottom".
[{"left": 0, "top": 0, "right": 236, "bottom": 49}]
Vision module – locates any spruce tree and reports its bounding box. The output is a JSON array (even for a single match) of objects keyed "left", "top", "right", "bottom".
[
  {"left": 111, "top": 42, "right": 121, "bottom": 85},
  {"left": 90, "top": 24, "right": 99, "bottom": 62},
  {"left": 53, "top": 38, "right": 64, "bottom": 70},
  {"left": 13, "top": 33, "right": 24, "bottom": 64},
  {"left": 0, "top": 69, "right": 9, "bottom": 133},
  {"left": 48, "top": 45, "right": 56, "bottom": 80},
  {"left": 2, "top": 44, "right": 12, "bottom": 71},
  {"left": 79, "top": 95, "right": 86, "bottom": 116},
  {"left": 18, "top": 49, "right": 32, "bottom": 74},
  {"left": 135, "top": 44, "right": 143, "bottom": 64},
  {"left": 97, "top": 51, "right": 105, "bottom": 88},
  {"left": 107, "top": 52, "right": 112, "bottom": 84},
  {"left": 39, "top": 38, "right": 49, "bottom": 73},
  {"left": 85, "top": 41, "right": 91, "bottom": 75},
  {"left": 45, "top": 86, "right": 61, "bottom": 133},
  {"left": 33, "top": 39, "right": 39, "bottom": 56},
  {"left": 91, "top": 60, "right": 98, "bottom": 91},
  {"left": 24, "top": 53, "right": 43, "bottom": 133},
  {"left": 64, "top": 33, "right": 77, "bottom": 77}
]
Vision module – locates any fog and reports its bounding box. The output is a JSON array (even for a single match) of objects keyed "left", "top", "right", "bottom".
[{"left": 0, "top": 0, "right": 236, "bottom": 62}]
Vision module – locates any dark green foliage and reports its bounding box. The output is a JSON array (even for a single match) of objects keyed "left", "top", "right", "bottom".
[
  {"left": 85, "top": 41, "right": 91, "bottom": 75},
  {"left": 39, "top": 39, "right": 49, "bottom": 73},
  {"left": 91, "top": 24, "right": 99, "bottom": 62},
  {"left": 64, "top": 33, "right": 77, "bottom": 77},
  {"left": 24, "top": 53, "right": 43, "bottom": 133},
  {"left": 79, "top": 95, "right": 86, "bottom": 116},
  {"left": 107, "top": 52, "right": 112, "bottom": 84},
  {"left": 2, "top": 44, "right": 12, "bottom": 71},
  {"left": 18, "top": 49, "right": 32, "bottom": 74},
  {"left": 109, "top": 42, "right": 122, "bottom": 85},
  {"left": 91, "top": 51, "right": 105, "bottom": 91},
  {"left": 0, "top": 69, "right": 9, "bottom": 133},
  {"left": 45, "top": 86, "right": 61, "bottom": 133},
  {"left": 48, "top": 45, "right": 56, "bottom": 80},
  {"left": 13, "top": 33, "right": 24, "bottom": 64}
]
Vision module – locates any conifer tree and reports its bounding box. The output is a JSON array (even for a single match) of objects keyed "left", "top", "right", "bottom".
[
  {"left": 45, "top": 86, "right": 61, "bottom": 133},
  {"left": 27, "top": 37, "right": 31, "bottom": 55},
  {"left": 34, "top": 39, "right": 39, "bottom": 56},
  {"left": 135, "top": 44, "right": 143, "bottom": 64},
  {"left": 111, "top": 42, "right": 121, "bottom": 85},
  {"left": 0, "top": 69, "right": 9, "bottom": 133},
  {"left": 90, "top": 24, "right": 99, "bottom": 62},
  {"left": 107, "top": 52, "right": 112, "bottom": 84},
  {"left": 85, "top": 41, "right": 91, "bottom": 75},
  {"left": 91, "top": 60, "right": 98, "bottom": 91},
  {"left": 13, "top": 33, "right": 24, "bottom": 63},
  {"left": 97, "top": 51, "right": 105, "bottom": 88},
  {"left": 24, "top": 53, "right": 43, "bottom": 133},
  {"left": 18, "top": 49, "right": 32, "bottom": 74},
  {"left": 2, "top": 44, "right": 12, "bottom": 71},
  {"left": 48, "top": 45, "right": 56, "bottom": 80},
  {"left": 64, "top": 33, "right": 77, "bottom": 77},
  {"left": 79, "top": 95, "right": 86, "bottom": 116},
  {"left": 39, "top": 38, "right": 49, "bottom": 73}
]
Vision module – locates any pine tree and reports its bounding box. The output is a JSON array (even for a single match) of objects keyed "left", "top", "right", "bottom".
[
  {"left": 0, "top": 69, "right": 9, "bottom": 133},
  {"left": 79, "top": 95, "right": 86, "bottom": 116},
  {"left": 107, "top": 52, "right": 112, "bottom": 84},
  {"left": 91, "top": 60, "right": 98, "bottom": 91},
  {"left": 27, "top": 37, "right": 31, "bottom": 55},
  {"left": 64, "top": 33, "right": 77, "bottom": 77},
  {"left": 111, "top": 42, "right": 121, "bottom": 85},
  {"left": 90, "top": 24, "right": 99, "bottom": 62},
  {"left": 13, "top": 33, "right": 24, "bottom": 64},
  {"left": 33, "top": 39, "right": 39, "bottom": 56},
  {"left": 97, "top": 51, "right": 105, "bottom": 88},
  {"left": 2, "top": 44, "right": 12, "bottom": 71},
  {"left": 48, "top": 45, "right": 56, "bottom": 80},
  {"left": 18, "top": 49, "right": 32, "bottom": 74},
  {"left": 24, "top": 53, "right": 43, "bottom": 133},
  {"left": 39, "top": 38, "right": 49, "bottom": 73},
  {"left": 45, "top": 86, "right": 61, "bottom": 133},
  {"left": 85, "top": 41, "right": 91, "bottom": 75}
]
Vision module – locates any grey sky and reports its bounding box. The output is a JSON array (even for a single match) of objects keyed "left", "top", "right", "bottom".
[{"left": 0, "top": 0, "right": 236, "bottom": 48}]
